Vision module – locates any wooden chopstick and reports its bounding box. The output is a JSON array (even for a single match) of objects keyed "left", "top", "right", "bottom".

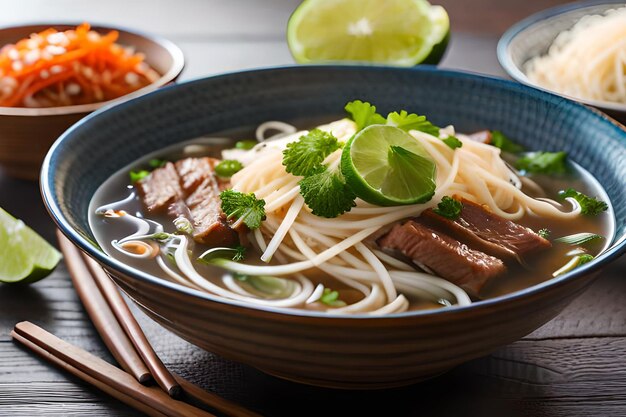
[
  {"left": 56, "top": 231, "right": 263, "bottom": 417},
  {"left": 81, "top": 252, "right": 181, "bottom": 397},
  {"left": 11, "top": 330, "right": 169, "bottom": 417},
  {"left": 13, "top": 321, "right": 215, "bottom": 417},
  {"left": 174, "top": 374, "right": 263, "bottom": 417},
  {"left": 57, "top": 230, "right": 151, "bottom": 383},
  {"left": 57, "top": 230, "right": 179, "bottom": 396}
]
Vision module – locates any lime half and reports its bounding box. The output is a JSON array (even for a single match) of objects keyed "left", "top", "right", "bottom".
[
  {"left": 287, "top": 0, "right": 450, "bottom": 66},
  {"left": 0, "top": 208, "right": 61, "bottom": 284},
  {"left": 341, "top": 125, "right": 436, "bottom": 206}
]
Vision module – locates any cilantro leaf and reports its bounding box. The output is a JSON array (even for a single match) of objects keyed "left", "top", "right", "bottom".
[
  {"left": 491, "top": 131, "right": 524, "bottom": 153},
  {"left": 538, "top": 228, "right": 550, "bottom": 239},
  {"left": 232, "top": 245, "right": 246, "bottom": 262},
  {"left": 386, "top": 109, "right": 462, "bottom": 149},
  {"left": 282, "top": 129, "right": 340, "bottom": 177},
  {"left": 515, "top": 151, "right": 568, "bottom": 174},
  {"left": 559, "top": 188, "right": 608, "bottom": 216},
  {"left": 130, "top": 170, "right": 150, "bottom": 183},
  {"left": 319, "top": 288, "right": 347, "bottom": 307},
  {"left": 442, "top": 136, "right": 463, "bottom": 149},
  {"left": 345, "top": 100, "right": 386, "bottom": 131},
  {"left": 433, "top": 196, "right": 463, "bottom": 220},
  {"left": 578, "top": 254, "right": 594, "bottom": 265},
  {"left": 220, "top": 190, "right": 266, "bottom": 229},
  {"left": 386, "top": 110, "right": 440, "bottom": 136},
  {"left": 299, "top": 166, "right": 356, "bottom": 218}
]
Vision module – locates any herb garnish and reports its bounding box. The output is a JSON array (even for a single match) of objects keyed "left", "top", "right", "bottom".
[
  {"left": 385, "top": 108, "right": 461, "bottom": 149},
  {"left": 235, "top": 140, "right": 258, "bottom": 150},
  {"left": 282, "top": 129, "right": 354, "bottom": 218},
  {"left": 299, "top": 167, "right": 356, "bottom": 218},
  {"left": 220, "top": 190, "right": 266, "bottom": 229},
  {"left": 198, "top": 246, "right": 247, "bottom": 263},
  {"left": 578, "top": 254, "right": 594, "bottom": 265},
  {"left": 386, "top": 110, "right": 439, "bottom": 136},
  {"left": 559, "top": 188, "right": 608, "bottom": 216},
  {"left": 129, "top": 159, "right": 168, "bottom": 183},
  {"left": 345, "top": 100, "right": 462, "bottom": 149},
  {"left": 433, "top": 196, "right": 463, "bottom": 220},
  {"left": 491, "top": 131, "right": 524, "bottom": 153},
  {"left": 129, "top": 170, "right": 150, "bottom": 183},
  {"left": 283, "top": 129, "right": 341, "bottom": 177},
  {"left": 215, "top": 159, "right": 243, "bottom": 178},
  {"left": 149, "top": 158, "right": 167, "bottom": 168},
  {"left": 174, "top": 216, "right": 193, "bottom": 234},
  {"left": 232, "top": 245, "right": 246, "bottom": 262},
  {"left": 538, "top": 228, "right": 550, "bottom": 239},
  {"left": 554, "top": 232, "right": 602, "bottom": 246},
  {"left": 441, "top": 136, "right": 463, "bottom": 149},
  {"left": 344, "top": 100, "right": 386, "bottom": 131},
  {"left": 553, "top": 253, "right": 595, "bottom": 277},
  {"left": 319, "top": 288, "right": 347, "bottom": 307},
  {"left": 515, "top": 151, "right": 568, "bottom": 174}
]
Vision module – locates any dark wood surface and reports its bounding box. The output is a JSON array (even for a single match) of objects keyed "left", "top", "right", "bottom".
[{"left": 1, "top": 1, "right": 625, "bottom": 416}]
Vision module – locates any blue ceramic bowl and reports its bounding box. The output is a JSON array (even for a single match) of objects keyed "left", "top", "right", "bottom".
[
  {"left": 41, "top": 66, "right": 626, "bottom": 389},
  {"left": 497, "top": 0, "right": 626, "bottom": 122}
]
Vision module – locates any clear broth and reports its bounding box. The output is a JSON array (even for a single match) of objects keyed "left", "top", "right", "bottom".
[{"left": 88, "top": 122, "right": 615, "bottom": 312}]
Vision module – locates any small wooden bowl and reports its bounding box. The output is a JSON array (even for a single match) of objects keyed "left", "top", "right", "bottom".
[{"left": 0, "top": 23, "right": 184, "bottom": 180}]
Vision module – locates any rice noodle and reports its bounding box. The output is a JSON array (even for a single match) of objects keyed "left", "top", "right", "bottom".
[
  {"left": 525, "top": 7, "right": 626, "bottom": 104},
  {"left": 224, "top": 118, "right": 577, "bottom": 314},
  {"left": 101, "top": 116, "right": 581, "bottom": 316}
]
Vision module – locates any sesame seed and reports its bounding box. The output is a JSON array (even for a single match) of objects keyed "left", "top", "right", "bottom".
[
  {"left": 65, "top": 83, "right": 81, "bottom": 95},
  {"left": 125, "top": 72, "right": 140, "bottom": 85},
  {"left": 40, "top": 70, "right": 50, "bottom": 79},
  {"left": 44, "top": 45, "right": 66, "bottom": 56},
  {"left": 23, "top": 49, "right": 40, "bottom": 65},
  {"left": 0, "top": 77, "right": 17, "bottom": 88},
  {"left": 25, "top": 39, "right": 39, "bottom": 49},
  {"left": 11, "top": 61, "right": 23, "bottom": 72},
  {"left": 50, "top": 65, "right": 64, "bottom": 74},
  {"left": 46, "top": 32, "right": 69, "bottom": 46},
  {"left": 7, "top": 48, "right": 19, "bottom": 60},
  {"left": 82, "top": 67, "right": 94, "bottom": 79}
]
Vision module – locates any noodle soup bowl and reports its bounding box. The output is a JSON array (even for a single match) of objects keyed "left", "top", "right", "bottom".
[
  {"left": 41, "top": 66, "right": 626, "bottom": 389},
  {"left": 498, "top": 0, "right": 626, "bottom": 123},
  {"left": 0, "top": 23, "right": 184, "bottom": 180}
]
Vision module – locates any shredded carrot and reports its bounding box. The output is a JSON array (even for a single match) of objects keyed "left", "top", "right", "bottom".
[{"left": 0, "top": 23, "right": 160, "bottom": 107}]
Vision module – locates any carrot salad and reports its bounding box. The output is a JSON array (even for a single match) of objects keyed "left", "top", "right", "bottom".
[{"left": 0, "top": 23, "right": 160, "bottom": 108}]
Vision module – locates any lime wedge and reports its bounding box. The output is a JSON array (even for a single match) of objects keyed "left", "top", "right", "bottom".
[
  {"left": 0, "top": 208, "right": 61, "bottom": 284},
  {"left": 287, "top": 0, "right": 450, "bottom": 66},
  {"left": 341, "top": 125, "right": 436, "bottom": 206}
]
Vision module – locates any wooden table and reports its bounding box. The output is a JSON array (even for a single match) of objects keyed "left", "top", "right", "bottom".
[{"left": 1, "top": 1, "right": 625, "bottom": 416}]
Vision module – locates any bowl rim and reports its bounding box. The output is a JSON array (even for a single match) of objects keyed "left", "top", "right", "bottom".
[
  {"left": 497, "top": 0, "right": 626, "bottom": 113},
  {"left": 41, "top": 64, "right": 626, "bottom": 321},
  {"left": 0, "top": 21, "right": 185, "bottom": 116}
]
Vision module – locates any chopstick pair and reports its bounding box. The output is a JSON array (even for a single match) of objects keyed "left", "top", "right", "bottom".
[
  {"left": 61, "top": 231, "right": 178, "bottom": 395},
  {"left": 10, "top": 230, "right": 261, "bottom": 417},
  {"left": 12, "top": 321, "right": 208, "bottom": 417}
]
